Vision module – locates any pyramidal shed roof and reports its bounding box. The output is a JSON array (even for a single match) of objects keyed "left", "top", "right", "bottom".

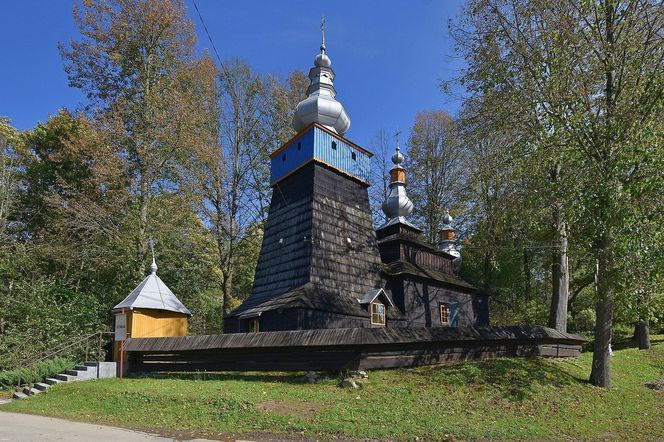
[{"left": 113, "top": 259, "right": 191, "bottom": 316}]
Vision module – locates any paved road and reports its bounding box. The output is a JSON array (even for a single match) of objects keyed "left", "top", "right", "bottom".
[{"left": 0, "top": 410, "right": 225, "bottom": 442}]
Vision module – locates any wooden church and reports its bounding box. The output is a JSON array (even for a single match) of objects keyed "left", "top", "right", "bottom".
[
  {"left": 123, "top": 28, "right": 584, "bottom": 372},
  {"left": 223, "top": 30, "right": 488, "bottom": 333}
]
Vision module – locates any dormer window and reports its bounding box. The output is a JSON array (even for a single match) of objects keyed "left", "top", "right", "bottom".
[
  {"left": 297, "top": 142, "right": 301, "bottom": 151},
  {"left": 351, "top": 152, "right": 357, "bottom": 161},
  {"left": 370, "top": 302, "right": 386, "bottom": 326},
  {"left": 332, "top": 141, "right": 337, "bottom": 150}
]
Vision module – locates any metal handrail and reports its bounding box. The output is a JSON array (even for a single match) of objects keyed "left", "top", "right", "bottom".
[
  {"left": 17, "top": 331, "right": 104, "bottom": 367},
  {"left": 16, "top": 330, "right": 113, "bottom": 392}
]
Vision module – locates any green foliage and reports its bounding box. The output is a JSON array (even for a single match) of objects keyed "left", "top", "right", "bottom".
[
  {"left": 0, "top": 357, "right": 75, "bottom": 390},
  {"left": 2, "top": 339, "right": 663, "bottom": 440},
  {"left": 570, "top": 308, "right": 596, "bottom": 333}
]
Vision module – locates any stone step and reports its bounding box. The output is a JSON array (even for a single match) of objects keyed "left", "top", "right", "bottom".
[
  {"left": 12, "top": 392, "right": 28, "bottom": 400},
  {"left": 44, "top": 378, "right": 63, "bottom": 386},
  {"left": 22, "top": 387, "right": 41, "bottom": 395},
  {"left": 65, "top": 369, "right": 82, "bottom": 376},
  {"left": 34, "top": 382, "right": 50, "bottom": 391},
  {"left": 74, "top": 365, "right": 89, "bottom": 371},
  {"left": 54, "top": 373, "right": 76, "bottom": 382},
  {"left": 84, "top": 362, "right": 99, "bottom": 367}
]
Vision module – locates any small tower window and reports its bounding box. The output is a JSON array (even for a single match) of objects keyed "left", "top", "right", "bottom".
[
  {"left": 297, "top": 142, "right": 301, "bottom": 151},
  {"left": 282, "top": 154, "right": 286, "bottom": 162},
  {"left": 440, "top": 303, "right": 451, "bottom": 326},
  {"left": 370, "top": 302, "right": 386, "bottom": 326},
  {"left": 332, "top": 141, "right": 337, "bottom": 150},
  {"left": 248, "top": 318, "right": 260, "bottom": 333},
  {"left": 351, "top": 152, "right": 357, "bottom": 161}
]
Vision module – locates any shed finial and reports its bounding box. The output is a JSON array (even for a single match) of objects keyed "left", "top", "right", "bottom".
[{"left": 148, "top": 236, "right": 157, "bottom": 274}]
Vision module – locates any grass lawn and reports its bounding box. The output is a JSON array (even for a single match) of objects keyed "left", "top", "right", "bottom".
[{"left": 1, "top": 337, "right": 663, "bottom": 441}]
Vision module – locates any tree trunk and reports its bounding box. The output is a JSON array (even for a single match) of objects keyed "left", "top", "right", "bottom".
[
  {"left": 137, "top": 174, "right": 150, "bottom": 270},
  {"left": 589, "top": 232, "right": 614, "bottom": 388},
  {"left": 590, "top": 0, "right": 617, "bottom": 390},
  {"left": 634, "top": 319, "right": 650, "bottom": 350},
  {"left": 483, "top": 250, "right": 493, "bottom": 297},
  {"left": 523, "top": 248, "right": 531, "bottom": 304},
  {"left": 549, "top": 214, "right": 569, "bottom": 332}
]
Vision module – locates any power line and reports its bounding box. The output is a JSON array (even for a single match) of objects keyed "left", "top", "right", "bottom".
[{"left": 191, "top": 0, "right": 223, "bottom": 67}]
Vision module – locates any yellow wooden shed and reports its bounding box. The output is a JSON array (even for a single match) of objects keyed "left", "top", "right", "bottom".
[{"left": 112, "top": 258, "right": 191, "bottom": 360}]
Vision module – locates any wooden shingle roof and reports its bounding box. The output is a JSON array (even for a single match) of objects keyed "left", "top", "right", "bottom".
[
  {"left": 228, "top": 162, "right": 384, "bottom": 320},
  {"left": 124, "top": 325, "right": 586, "bottom": 352}
]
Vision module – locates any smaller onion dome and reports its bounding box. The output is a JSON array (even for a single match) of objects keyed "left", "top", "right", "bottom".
[
  {"left": 315, "top": 42, "right": 331, "bottom": 68},
  {"left": 438, "top": 210, "right": 462, "bottom": 272},
  {"left": 391, "top": 147, "right": 405, "bottom": 166},
  {"left": 442, "top": 210, "right": 453, "bottom": 227},
  {"left": 382, "top": 145, "right": 414, "bottom": 220}
]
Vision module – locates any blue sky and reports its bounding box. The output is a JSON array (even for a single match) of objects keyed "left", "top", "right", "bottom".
[{"left": 0, "top": 0, "right": 466, "bottom": 149}]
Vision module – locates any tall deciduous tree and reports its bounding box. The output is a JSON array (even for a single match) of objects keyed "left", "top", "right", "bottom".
[
  {"left": 452, "top": 0, "right": 664, "bottom": 387},
  {"left": 185, "top": 59, "right": 307, "bottom": 319},
  {"left": 0, "top": 118, "right": 21, "bottom": 238},
  {"left": 408, "top": 110, "right": 466, "bottom": 244},
  {"left": 60, "top": 0, "right": 205, "bottom": 270},
  {"left": 368, "top": 128, "right": 393, "bottom": 226}
]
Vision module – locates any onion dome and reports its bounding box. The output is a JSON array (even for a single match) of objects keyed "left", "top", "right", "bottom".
[
  {"left": 438, "top": 210, "right": 462, "bottom": 271},
  {"left": 442, "top": 210, "right": 453, "bottom": 226},
  {"left": 292, "top": 19, "right": 350, "bottom": 135},
  {"left": 381, "top": 144, "right": 416, "bottom": 227}
]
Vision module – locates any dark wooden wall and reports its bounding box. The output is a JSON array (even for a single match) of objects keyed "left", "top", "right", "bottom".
[
  {"left": 386, "top": 277, "right": 489, "bottom": 328},
  {"left": 124, "top": 326, "right": 585, "bottom": 373},
  {"left": 127, "top": 341, "right": 581, "bottom": 373}
]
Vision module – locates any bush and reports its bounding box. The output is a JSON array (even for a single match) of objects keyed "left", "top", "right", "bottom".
[
  {"left": 571, "top": 308, "right": 596, "bottom": 332},
  {"left": 0, "top": 357, "right": 76, "bottom": 390}
]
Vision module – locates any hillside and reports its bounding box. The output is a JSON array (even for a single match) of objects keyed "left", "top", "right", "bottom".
[{"left": 1, "top": 337, "right": 663, "bottom": 441}]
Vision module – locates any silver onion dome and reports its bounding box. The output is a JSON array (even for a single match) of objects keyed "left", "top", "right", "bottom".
[
  {"left": 442, "top": 210, "right": 453, "bottom": 226},
  {"left": 438, "top": 210, "right": 462, "bottom": 272},
  {"left": 382, "top": 146, "right": 414, "bottom": 220},
  {"left": 292, "top": 20, "right": 350, "bottom": 135}
]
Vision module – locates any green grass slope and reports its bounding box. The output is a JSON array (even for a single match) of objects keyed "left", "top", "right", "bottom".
[{"left": 2, "top": 337, "right": 663, "bottom": 441}]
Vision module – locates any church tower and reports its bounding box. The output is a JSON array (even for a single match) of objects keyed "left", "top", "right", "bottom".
[{"left": 224, "top": 25, "right": 404, "bottom": 333}]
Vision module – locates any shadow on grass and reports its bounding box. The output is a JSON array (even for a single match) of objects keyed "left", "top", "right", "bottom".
[
  {"left": 609, "top": 335, "right": 663, "bottom": 351},
  {"left": 409, "top": 357, "right": 586, "bottom": 402}
]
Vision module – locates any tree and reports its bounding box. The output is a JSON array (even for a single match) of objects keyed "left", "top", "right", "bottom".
[
  {"left": 407, "top": 110, "right": 466, "bottom": 244},
  {"left": 0, "top": 118, "right": 21, "bottom": 238},
  {"left": 184, "top": 59, "right": 306, "bottom": 320},
  {"left": 451, "top": 0, "right": 664, "bottom": 387},
  {"left": 60, "top": 0, "right": 206, "bottom": 270},
  {"left": 368, "top": 128, "right": 393, "bottom": 226}
]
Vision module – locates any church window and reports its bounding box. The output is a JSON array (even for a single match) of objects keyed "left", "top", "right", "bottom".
[
  {"left": 282, "top": 154, "right": 286, "bottom": 162},
  {"left": 351, "top": 152, "right": 357, "bottom": 160},
  {"left": 297, "top": 142, "right": 301, "bottom": 151},
  {"left": 440, "top": 303, "right": 451, "bottom": 325},
  {"left": 332, "top": 141, "right": 337, "bottom": 150},
  {"left": 248, "top": 318, "right": 260, "bottom": 333},
  {"left": 371, "top": 302, "right": 386, "bottom": 326}
]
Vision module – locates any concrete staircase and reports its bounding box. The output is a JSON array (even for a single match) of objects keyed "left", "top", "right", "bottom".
[{"left": 12, "top": 362, "right": 116, "bottom": 400}]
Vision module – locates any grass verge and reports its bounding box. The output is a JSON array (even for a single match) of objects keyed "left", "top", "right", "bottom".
[{"left": 1, "top": 337, "right": 662, "bottom": 441}]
